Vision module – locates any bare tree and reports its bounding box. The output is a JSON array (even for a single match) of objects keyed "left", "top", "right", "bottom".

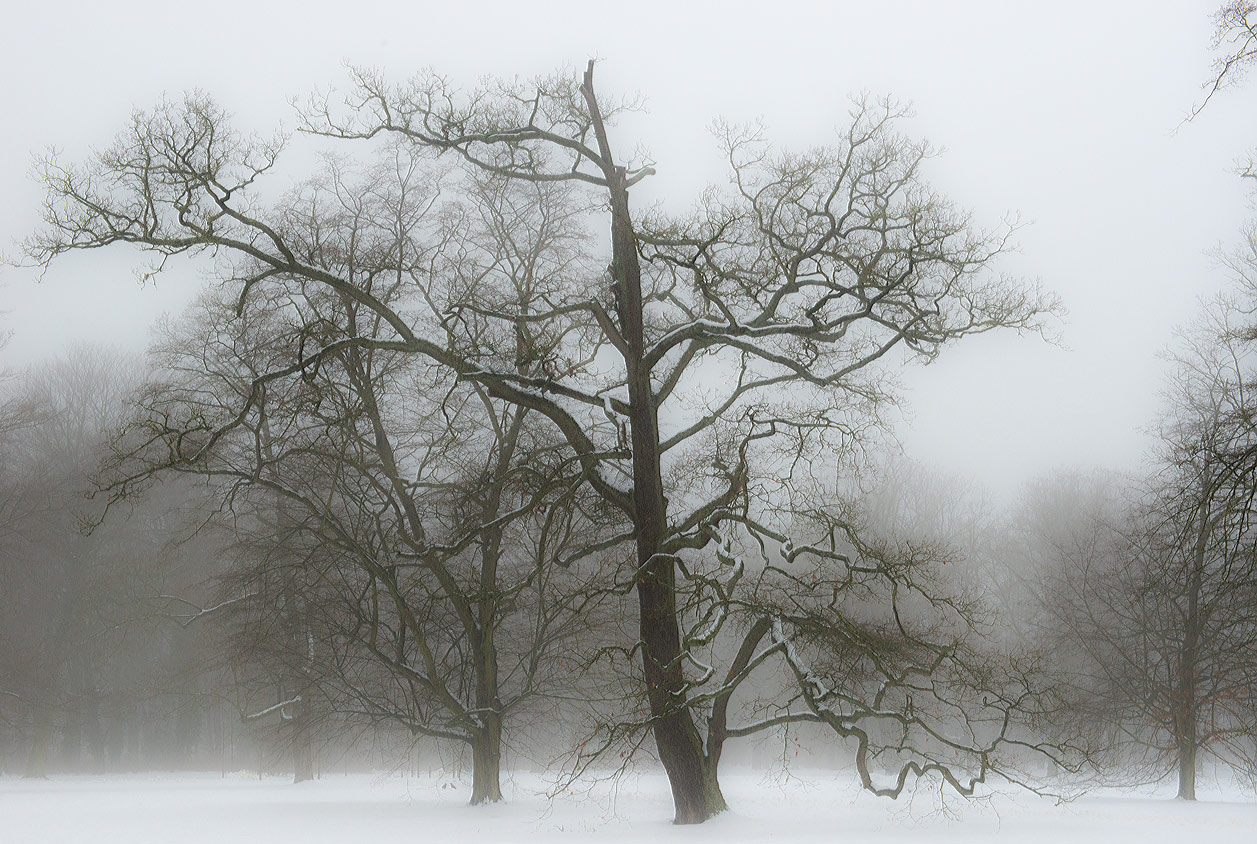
[
  {"left": 1196, "top": 2, "right": 1257, "bottom": 119},
  {"left": 105, "top": 152, "right": 614, "bottom": 801},
  {"left": 27, "top": 64, "right": 1054, "bottom": 821},
  {"left": 1037, "top": 299, "right": 1257, "bottom": 800}
]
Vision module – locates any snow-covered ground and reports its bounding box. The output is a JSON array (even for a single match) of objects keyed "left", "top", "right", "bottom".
[{"left": 4, "top": 768, "right": 1256, "bottom": 844}]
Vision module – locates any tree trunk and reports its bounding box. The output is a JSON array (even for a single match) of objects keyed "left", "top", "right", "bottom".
[
  {"left": 614, "top": 162, "right": 725, "bottom": 825},
  {"left": 470, "top": 717, "right": 503, "bottom": 805},
  {"left": 24, "top": 707, "right": 53, "bottom": 779},
  {"left": 706, "top": 618, "right": 773, "bottom": 774},
  {"left": 464, "top": 410, "right": 518, "bottom": 806},
  {"left": 581, "top": 61, "right": 725, "bottom": 823},
  {"left": 468, "top": 637, "right": 504, "bottom": 805},
  {"left": 1175, "top": 504, "right": 1208, "bottom": 802},
  {"left": 84, "top": 686, "right": 105, "bottom": 772},
  {"left": 60, "top": 703, "right": 81, "bottom": 768},
  {"left": 635, "top": 549, "right": 727, "bottom": 823},
  {"left": 1176, "top": 736, "right": 1197, "bottom": 800},
  {"left": 292, "top": 699, "right": 314, "bottom": 784}
]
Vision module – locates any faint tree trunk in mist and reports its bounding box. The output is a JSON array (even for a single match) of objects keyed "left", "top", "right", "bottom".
[
  {"left": 1176, "top": 735, "right": 1198, "bottom": 800},
  {"left": 23, "top": 707, "right": 53, "bottom": 779},
  {"left": 265, "top": 417, "right": 318, "bottom": 786},
  {"left": 1174, "top": 525, "right": 1205, "bottom": 801},
  {"left": 467, "top": 420, "right": 510, "bottom": 807},
  {"left": 292, "top": 698, "right": 314, "bottom": 784}
]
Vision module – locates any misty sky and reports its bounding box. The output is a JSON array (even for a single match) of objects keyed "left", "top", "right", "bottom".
[{"left": 1, "top": 0, "right": 1254, "bottom": 502}]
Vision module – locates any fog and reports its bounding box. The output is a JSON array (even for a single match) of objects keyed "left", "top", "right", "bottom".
[{"left": 4, "top": 1, "right": 1257, "bottom": 839}]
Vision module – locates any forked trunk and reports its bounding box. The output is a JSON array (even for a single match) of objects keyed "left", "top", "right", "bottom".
[{"left": 636, "top": 544, "right": 727, "bottom": 823}]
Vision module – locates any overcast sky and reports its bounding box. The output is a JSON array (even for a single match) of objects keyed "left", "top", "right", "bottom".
[{"left": 2, "top": 0, "right": 1254, "bottom": 502}]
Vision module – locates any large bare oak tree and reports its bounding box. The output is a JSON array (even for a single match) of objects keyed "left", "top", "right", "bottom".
[{"left": 28, "top": 63, "right": 1053, "bottom": 822}]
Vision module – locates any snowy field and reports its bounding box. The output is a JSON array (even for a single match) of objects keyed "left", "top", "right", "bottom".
[{"left": 5, "top": 769, "right": 1257, "bottom": 844}]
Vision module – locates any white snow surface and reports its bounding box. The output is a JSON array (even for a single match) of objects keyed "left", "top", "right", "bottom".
[{"left": 3, "top": 768, "right": 1256, "bottom": 844}]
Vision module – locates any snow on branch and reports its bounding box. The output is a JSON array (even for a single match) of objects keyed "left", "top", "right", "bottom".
[{"left": 243, "top": 696, "right": 301, "bottom": 722}]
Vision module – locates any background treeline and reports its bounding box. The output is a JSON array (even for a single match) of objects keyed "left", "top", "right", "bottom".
[{"left": 8, "top": 297, "right": 1257, "bottom": 802}]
